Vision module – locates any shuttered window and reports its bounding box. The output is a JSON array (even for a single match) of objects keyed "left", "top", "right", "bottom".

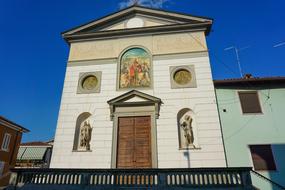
[
  {"left": 238, "top": 91, "right": 262, "bottom": 114},
  {"left": 249, "top": 145, "right": 276, "bottom": 171}
]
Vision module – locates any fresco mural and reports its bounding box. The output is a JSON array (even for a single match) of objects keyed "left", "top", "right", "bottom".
[{"left": 119, "top": 48, "right": 151, "bottom": 89}]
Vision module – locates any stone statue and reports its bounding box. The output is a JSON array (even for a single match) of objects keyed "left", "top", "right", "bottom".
[
  {"left": 180, "top": 114, "right": 194, "bottom": 147},
  {"left": 80, "top": 121, "right": 92, "bottom": 150}
]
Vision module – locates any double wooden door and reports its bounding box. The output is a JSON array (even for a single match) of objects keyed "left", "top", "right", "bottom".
[{"left": 116, "top": 116, "right": 152, "bottom": 168}]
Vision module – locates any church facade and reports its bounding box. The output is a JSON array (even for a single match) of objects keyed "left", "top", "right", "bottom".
[{"left": 50, "top": 6, "right": 226, "bottom": 169}]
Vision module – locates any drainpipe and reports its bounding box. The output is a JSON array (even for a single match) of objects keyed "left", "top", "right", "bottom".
[{"left": 214, "top": 88, "right": 229, "bottom": 167}]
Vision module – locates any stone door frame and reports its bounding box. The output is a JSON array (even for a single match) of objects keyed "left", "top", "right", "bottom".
[
  {"left": 111, "top": 107, "right": 158, "bottom": 168},
  {"left": 107, "top": 90, "right": 162, "bottom": 168}
]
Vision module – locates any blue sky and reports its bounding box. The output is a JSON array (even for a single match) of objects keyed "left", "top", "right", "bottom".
[{"left": 0, "top": 0, "right": 284, "bottom": 142}]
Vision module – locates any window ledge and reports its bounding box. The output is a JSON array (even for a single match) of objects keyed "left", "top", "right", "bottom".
[
  {"left": 179, "top": 146, "right": 201, "bottom": 150},
  {"left": 72, "top": 150, "right": 92, "bottom": 152},
  {"left": 242, "top": 112, "right": 263, "bottom": 115}
]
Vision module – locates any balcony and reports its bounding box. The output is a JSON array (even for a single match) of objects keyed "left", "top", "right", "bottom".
[{"left": 8, "top": 167, "right": 254, "bottom": 189}]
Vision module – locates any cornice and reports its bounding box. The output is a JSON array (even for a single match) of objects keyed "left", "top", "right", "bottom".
[{"left": 63, "top": 22, "right": 211, "bottom": 44}]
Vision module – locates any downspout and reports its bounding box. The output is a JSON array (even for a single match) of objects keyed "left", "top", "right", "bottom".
[{"left": 214, "top": 88, "right": 229, "bottom": 167}]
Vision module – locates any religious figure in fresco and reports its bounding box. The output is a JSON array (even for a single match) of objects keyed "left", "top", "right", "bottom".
[
  {"left": 79, "top": 121, "right": 92, "bottom": 150},
  {"left": 120, "top": 48, "right": 151, "bottom": 88}
]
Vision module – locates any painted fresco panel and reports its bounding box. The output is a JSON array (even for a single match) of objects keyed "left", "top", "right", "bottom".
[{"left": 119, "top": 48, "right": 151, "bottom": 89}]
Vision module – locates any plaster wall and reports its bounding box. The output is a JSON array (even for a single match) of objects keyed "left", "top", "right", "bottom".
[
  {"left": 215, "top": 87, "right": 285, "bottom": 189},
  {"left": 103, "top": 16, "right": 170, "bottom": 31},
  {"left": 68, "top": 32, "right": 207, "bottom": 61},
  {"left": 50, "top": 51, "right": 226, "bottom": 168}
]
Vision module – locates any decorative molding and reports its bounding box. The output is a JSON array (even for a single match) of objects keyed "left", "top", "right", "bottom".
[
  {"left": 125, "top": 17, "right": 145, "bottom": 29},
  {"left": 169, "top": 65, "right": 197, "bottom": 89},
  {"left": 62, "top": 6, "right": 212, "bottom": 36},
  {"left": 72, "top": 150, "right": 92, "bottom": 152},
  {"left": 116, "top": 46, "right": 153, "bottom": 91},
  {"left": 153, "top": 51, "right": 208, "bottom": 61},
  {"left": 65, "top": 25, "right": 209, "bottom": 43},
  {"left": 110, "top": 111, "right": 158, "bottom": 169},
  {"left": 68, "top": 58, "right": 116, "bottom": 67},
  {"left": 67, "top": 51, "right": 209, "bottom": 66},
  {"left": 107, "top": 90, "right": 162, "bottom": 121},
  {"left": 77, "top": 72, "right": 102, "bottom": 94},
  {"left": 179, "top": 147, "right": 201, "bottom": 150}
]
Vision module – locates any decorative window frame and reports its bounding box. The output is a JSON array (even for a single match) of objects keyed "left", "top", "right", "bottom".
[
  {"left": 237, "top": 90, "right": 263, "bottom": 115},
  {"left": 1, "top": 133, "right": 11, "bottom": 152},
  {"left": 77, "top": 72, "right": 102, "bottom": 94},
  {"left": 169, "top": 65, "right": 197, "bottom": 89},
  {"left": 116, "top": 46, "right": 153, "bottom": 91},
  {"left": 124, "top": 17, "right": 146, "bottom": 29}
]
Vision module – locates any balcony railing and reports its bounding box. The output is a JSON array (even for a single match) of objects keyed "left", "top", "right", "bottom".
[{"left": 8, "top": 167, "right": 253, "bottom": 189}]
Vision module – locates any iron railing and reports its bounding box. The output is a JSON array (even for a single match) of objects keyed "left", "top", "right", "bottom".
[
  {"left": 250, "top": 170, "right": 285, "bottom": 190},
  {"left": 8, "top": 167, "right": 253, "bottom": 189}
]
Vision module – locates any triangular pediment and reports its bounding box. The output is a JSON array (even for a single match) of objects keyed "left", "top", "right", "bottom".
[
  {"left": 107, "top": 90, "right": 162, "bottom": 120},
  {"left": 62, "top": 6, "right": 213, "bottom": 39},
  {"left": 124, "top": 96, "right": 150, "bottom": 103},
  {"left": 99, "top": 15, "right": 178, "bottom": 31},
  {"left": 108, "top": 90, "right": 161, "bottom": 105}
]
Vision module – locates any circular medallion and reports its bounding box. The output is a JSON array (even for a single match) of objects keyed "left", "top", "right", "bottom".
[
  {"left": 82, "top": 75, "right": 98, "bottom": 90},
  {"left": 126, "top": 18, "right": 144, "bottom": 28},
  {"left": 173, "top": 69, "right": 192, "bottom": 85}
]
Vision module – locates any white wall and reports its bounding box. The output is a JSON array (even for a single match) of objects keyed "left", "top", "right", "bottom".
[{"left": 50, "top": 52, "right": 226, "bottom": 168}]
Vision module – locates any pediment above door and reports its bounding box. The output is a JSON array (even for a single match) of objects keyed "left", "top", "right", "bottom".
[{"left": 107, "top": 90, "right": 162, "bottom": 120}]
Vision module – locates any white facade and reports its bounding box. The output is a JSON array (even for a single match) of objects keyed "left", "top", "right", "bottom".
[{"left": 50, "top": 6, "right": 226, "bottom": 169}]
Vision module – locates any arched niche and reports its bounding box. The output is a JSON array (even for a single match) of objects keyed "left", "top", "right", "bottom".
[
  {"left": 73, "top": 112, "right": 92, "bottom": 151},
  {"left": 117, "top": 46, "right": 152, "bottom": 90},
  {"left": 177, "top": 108, "right": 199, "bottom": 149}
]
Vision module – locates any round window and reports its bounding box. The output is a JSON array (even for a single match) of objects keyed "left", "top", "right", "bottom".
[
  {"left": 82, "top": 75, "right": 98, "bottom": 90},
  {"left": 173, "top": 69, "right": 192, "bottom": 85}
]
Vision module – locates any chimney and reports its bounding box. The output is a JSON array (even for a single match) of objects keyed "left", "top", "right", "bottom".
[{"left": 244, "top": 73, "right": 252, "bottom": 79}]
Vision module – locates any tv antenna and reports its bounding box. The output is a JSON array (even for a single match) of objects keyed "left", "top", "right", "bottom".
[
  {"left": 273, "top": 41, "right": 285, "bottom": 48},
  {"left": 132, "top": 0, "right": 140, "bottom": 6},
  {"left": 224, "top": 46, "right": 250, "bottom": 78}
]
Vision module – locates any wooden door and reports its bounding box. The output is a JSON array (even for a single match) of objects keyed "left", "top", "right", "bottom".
[{"left": 117, "top": 116, "right": 152, "bottom": 168}]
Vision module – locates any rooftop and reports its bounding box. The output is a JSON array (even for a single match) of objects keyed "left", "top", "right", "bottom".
[
  {"left": 20, "top": 141, "right": 52, "bottom": 147},
  {"left": 214, "top": 74, "right": 285, "bottom": 86},
  {"left": 0, "top": 115, "right": 29, "bottom": 133}
]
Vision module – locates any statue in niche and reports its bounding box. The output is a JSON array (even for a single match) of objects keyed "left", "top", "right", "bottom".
[
  {"left": 180, "top": 114, "right": 195, "bottom": 147},
  {"left": 79, "top": 121, "right": 92, "bottom": 150}
]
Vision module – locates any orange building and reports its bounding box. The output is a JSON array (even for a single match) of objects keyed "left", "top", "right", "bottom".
[{"left": 0, "top": 116, "right": 29, "bottom": 188}]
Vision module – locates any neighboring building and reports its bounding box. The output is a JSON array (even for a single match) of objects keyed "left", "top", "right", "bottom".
[
  {"left": 215, "top": 76, "right": 285, "bottom": 189},
  {"left": 50, "top": 5, "right": 227, "bottom": 169},
  {"left": 16, "top": 141, "right": 53, "bottom": 168},
  {"left": 0, "top": 116, "right": 29, "bottom": 188}
]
